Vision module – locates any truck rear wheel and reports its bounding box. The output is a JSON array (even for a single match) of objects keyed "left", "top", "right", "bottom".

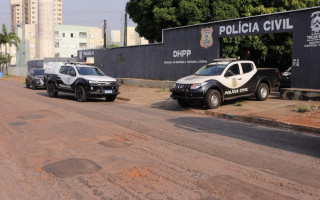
[
  {"left": 76, "top": 85, "right": 87, "bottom": 102},
  {"left": 205, "top": 90, "right": 221, "bottom": 109},
  {"left": 255, "top": 83, "right": 269, "bottom": 101},
  {"left": 25, "top": 80, "right": 30, "bottom": 88},
  {"left": 47, "top": 83, "right": 58, "bottom": 97}
]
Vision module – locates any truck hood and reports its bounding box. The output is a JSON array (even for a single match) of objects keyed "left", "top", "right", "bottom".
[
  {"left": 79, "top": 75, "right": 116, "bottom": 82},
  {"left": 176, "top": 75, "right": 217, "bottom": 84}
]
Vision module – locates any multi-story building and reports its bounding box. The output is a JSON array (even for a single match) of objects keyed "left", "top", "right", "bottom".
[
  {"left": 121, "top": 26, "right": 149, "bottom": 46},
  {"left": 10, "top": 0, "right": 62, "bottom": 31},
  {"left": 54, "top": 25, "right": 103, "bottom": 58},
  {"left": 107, "top": 30, "right": 121, "bottom": 47},
  {"left": 15, "top": 24, "right": 103, "bottom": 66},
  {"left": 10, "top": 0, "right": 23, "bottom": 31}
]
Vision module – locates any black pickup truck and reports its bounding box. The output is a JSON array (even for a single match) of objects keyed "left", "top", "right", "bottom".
[{"left": 171, "top": 59, "right": 280, "bottom": 109}]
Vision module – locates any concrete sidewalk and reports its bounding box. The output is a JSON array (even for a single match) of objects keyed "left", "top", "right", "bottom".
[{"left": 117, "top": 85, "right": 320, "bottom": 134}]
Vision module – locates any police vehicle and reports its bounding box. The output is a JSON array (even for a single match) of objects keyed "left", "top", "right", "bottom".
[
  {"left": 44, "top": 62, "right": 119, "bottom": 102},
  {"left": 171, "top": 59, "right": 280, "bottom": 109}
]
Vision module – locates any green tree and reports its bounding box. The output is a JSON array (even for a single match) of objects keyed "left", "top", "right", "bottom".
[
  {"left": 0, "top": 24, "right": 20, "bottom": 74},
  {"left": 126, "top": 0, "right": 213, "bottom": 42}
]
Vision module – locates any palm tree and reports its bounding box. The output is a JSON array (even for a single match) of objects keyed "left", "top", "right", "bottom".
[
  {"left": 0, "top": 53, "right": 6, "bottom": 73},
  {"left": 0, "top": 24, "right": 20, "bottom": 75}
]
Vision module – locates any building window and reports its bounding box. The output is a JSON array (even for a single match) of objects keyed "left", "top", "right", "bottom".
[
  {"left": 29, "top": 43, "right": 35, "bottom": 49},
  {"left": 79, "top": 32, "right": 87, "bottom": 38},
  {"left": 55, "top": 53, "right": 59, "bottom": 58},
  {"left": 28, "top": 32, "right": 35, "bottom": 38},
  {"left": 90, "top": 34, "right": 95, "bottom": 39},
  {"left": 54, "top": 31, "right": 59, "bottom": 37},
  {"left": 71, "top": 33, "right": 74, "bottom": 38},
  {"left": 62, "top": 33, "right": 65, "bottom": 37},
  {"left": 79, "top": 43, "right": 87, "bottom": 49},
  {"left": 55, "top": 42, "right": 59, "bottom": 48}
]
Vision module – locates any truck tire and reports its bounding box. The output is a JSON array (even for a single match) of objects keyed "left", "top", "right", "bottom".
[
  {"left": 32, "top": 81, "right": 37, "bottom": 90},
  {"left": 105, "top": 95, "right": 117, "bottom": 102},
  {"left": 25, "top": 80, "right": 30, "bottom": 88},
  {"left": 177, "top": 99, "right": 190, "bottom": 107},
  {"left": 205, "top": 89, "right": 221, "bottom": 109},
  {"left": 255, "top": 83, "right": 269, "bottom": 101},
  {"left": 47, "top": 83, "right": 58, "bottom": 97},
  {"left": 76, "top": 85, "right": 87, "bottom": 102}
]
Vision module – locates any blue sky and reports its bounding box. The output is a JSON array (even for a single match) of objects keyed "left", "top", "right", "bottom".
[{"left": 0, "top": 0, "right": 135, "bottom": 30}]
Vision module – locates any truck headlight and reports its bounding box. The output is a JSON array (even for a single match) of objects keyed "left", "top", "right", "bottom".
[
  {"left": 190, "top": 82, "right": 208, "bottom": 90},
  {"left": 190, "top": 83, "right": 202, "bottom": 90},
  {"left": 89, "top": 80, "right": 97, "bottom": 84}
]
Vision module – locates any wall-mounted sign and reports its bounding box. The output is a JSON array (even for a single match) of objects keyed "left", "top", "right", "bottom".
[{"left": 200, "top": 27, "right": 214, "bottom": 48}]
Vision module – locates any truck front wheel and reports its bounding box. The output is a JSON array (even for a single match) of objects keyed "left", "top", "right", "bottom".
[
  {"left": 47, "top": 83, "right": 58, "bottom": 97},
  {"left": 75, "top": 85, "right": 87, "bottom": 102},
  {"left": 255, "top": 83, "right": 269, "bottom": 101},
  {"left": 205, "top": 90, "right": 221, "bottom": 109}
]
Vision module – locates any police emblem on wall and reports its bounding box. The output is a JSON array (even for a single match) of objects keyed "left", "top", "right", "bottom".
[
  {"left": 304, "top": 11, "right": 320, "bottom": 48},
  {"left": 311, "top": 11, "right": 320, "bottom": 34},
  {"left": 200, "top": 27, "right": 213, "bottom": 48}
]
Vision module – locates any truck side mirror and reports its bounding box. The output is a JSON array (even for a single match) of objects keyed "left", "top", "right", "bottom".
[{"left": 225, "top": 71, "right": 234, "bottom": 77}]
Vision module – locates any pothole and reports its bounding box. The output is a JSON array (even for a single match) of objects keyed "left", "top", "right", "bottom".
[
  {"left": 98, "top": 139, "right": 132, "bottom": 148},
  {"left": 42, "top": 158, "right": 102, "bottom": 178},
  {"left": 9, "top": 122, "right": 28, "bottom": 127}
]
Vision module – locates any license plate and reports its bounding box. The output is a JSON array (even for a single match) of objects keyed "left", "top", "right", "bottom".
[{"left": 104, "top": 90, "right": 113, "bottom": 94}]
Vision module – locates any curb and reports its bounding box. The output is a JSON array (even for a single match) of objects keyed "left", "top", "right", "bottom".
[{"left": 205, "top": 110, "right": 320, "bottom": 134}]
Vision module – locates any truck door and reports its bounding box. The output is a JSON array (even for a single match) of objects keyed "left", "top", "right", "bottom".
[
  {"left": 66, "top": 66, "right": 77, "bottom": 85},
  {"left": 57, "top": 66, "right": 69, "bottom": 89},
  {"left": 222, "top": 64, "right": 246, "bottom": 87},
  {"left": 239, "top": 62, "right": 257, "bottom": 92}
]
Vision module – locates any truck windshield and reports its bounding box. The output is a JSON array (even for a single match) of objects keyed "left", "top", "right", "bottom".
[
  {"left": 76, "top": 67, "right": 105, "bottom": 76},
  {"left": 34, "top": 69, "right": 44, "bottom": 75},
  {"left": 195, "top": 64, "right": 227, "bottom": 76}
]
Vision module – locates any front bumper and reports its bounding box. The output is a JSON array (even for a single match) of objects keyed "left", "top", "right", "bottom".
[
  {"left": 87, "top": 83, "right": 119, "bottom": 97},
  {"left": 171, "top": 88, "right": 204, "bottom": 101},
  {"left": 35, "top": 79, "right": 45, "bottom": 88}
]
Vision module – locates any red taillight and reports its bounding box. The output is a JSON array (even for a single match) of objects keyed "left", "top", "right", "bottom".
[{"left": 275, "top": 70, "right": 281, "bottom": 78}]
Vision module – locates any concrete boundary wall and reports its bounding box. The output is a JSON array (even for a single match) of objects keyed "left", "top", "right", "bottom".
[
  {"left": 6, "top": 66, "right": 28, "bottom": 77},
  {"left": 79, "top": 7, "right": 320, "bottom": 90}
]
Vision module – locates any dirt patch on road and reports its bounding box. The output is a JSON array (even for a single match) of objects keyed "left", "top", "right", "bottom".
[
  {"left": 122, "top": 167, "right": 150, "bottom": 178},
  {"left": 0, "top": 75, "right": 25, "bottom": 83}
]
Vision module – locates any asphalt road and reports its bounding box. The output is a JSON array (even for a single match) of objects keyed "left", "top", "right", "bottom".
[{"left": 0, "top": 80, "right": 319, "bottom": 200}]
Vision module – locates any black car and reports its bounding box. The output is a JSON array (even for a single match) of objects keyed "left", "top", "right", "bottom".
[
  {"left": 26, "top": 68, "right": 45, "bottom": 90},
  {"left": 279, "top": 67, "right": 291, "bottom": 90}
]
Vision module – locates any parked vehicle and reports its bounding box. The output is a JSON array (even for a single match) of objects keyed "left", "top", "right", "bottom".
[
  {"left": 44, "top": 62, "right": 119, "bottom": 102},
  {"left": 25, "top": 68, "right": 45, "bottom": 90},
  {"left": 171, "top": 59, "right": 280, "bottom": 109},
  {"left": 279, "top": 67, "right": 291, "bottom": 90}
]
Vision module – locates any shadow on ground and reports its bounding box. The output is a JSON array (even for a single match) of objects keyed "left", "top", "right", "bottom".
[{"left": 167, "top": 116, "right": 320, "bottom": 159}]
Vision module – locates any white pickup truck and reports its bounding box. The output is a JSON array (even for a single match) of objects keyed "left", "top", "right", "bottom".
[{"left": 171, "top": 59, "right": 280, "bottom": 109}]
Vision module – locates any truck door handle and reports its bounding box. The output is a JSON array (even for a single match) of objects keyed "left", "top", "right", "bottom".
[{"left": 238, "top": 78, "right": 242, "bottom": 80}]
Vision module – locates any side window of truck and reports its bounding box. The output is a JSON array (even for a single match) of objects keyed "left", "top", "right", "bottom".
[
  {"left": 241, "top": 63, "right": 253, "bottom": 74},
  {"left": 227, "top": 64, "right": 240, "bottom": 76},
  {"left": 59, "top": 66, "right": 68, "bottom": 74}
]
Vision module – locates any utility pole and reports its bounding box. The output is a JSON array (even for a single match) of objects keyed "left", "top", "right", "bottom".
[
  {"left": 124, "top": 11, "right": 127, "bottom": 47},
  {"left": 103, "top": 20, "right": 107, "bottom": 49}
]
